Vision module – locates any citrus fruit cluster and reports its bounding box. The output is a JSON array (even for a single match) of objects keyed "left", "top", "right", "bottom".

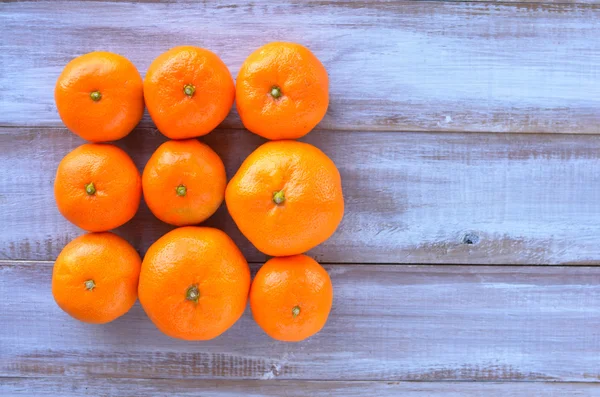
[{"left": 52, "top": 43, "right": 344, "bottom": 342}]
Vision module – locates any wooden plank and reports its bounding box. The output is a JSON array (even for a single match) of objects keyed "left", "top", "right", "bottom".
[
  {"left": 2, "top": 262, "right": 600, "bottom": 381},
  {"left": 1, "top": 378, "right": 600, "bottom": 397},
  {"left": 1, "top": 1, "right": 599, "bottom": 133},
  {"left": 27, "top": 0, "right": 600, "bottom": 5},
  {"left": 2, "top": 127, "right": 600, "bottom": 264},
  {"left": 8, "top": 0, "right": 600, "bottom": 5}
]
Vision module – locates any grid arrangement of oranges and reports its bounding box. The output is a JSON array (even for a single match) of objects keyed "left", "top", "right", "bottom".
[{"left": 51, "top": 43, "right": 344, "bottom": 342}]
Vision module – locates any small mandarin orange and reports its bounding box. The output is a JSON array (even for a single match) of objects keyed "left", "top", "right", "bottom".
[
  {"left": 52, "top": 232, "right": 141, "bottom": 324},
  {"left": 138, "top": 227, "right": 251, "bottom": 340},
  {"left": 55, "top": 51, "right": 144, "bottom": 142},
  {"left": 250, "top": 255, "right": 333, "bottom": 342},
  {"left": 226, "top": 140, "right": 344, "bottom": 256},
  {"left": 54, "top": 143, "right": 141, "bottom": 232},
  {"left": 236, "top": 42, "right": 329, "bottom": 140},
  {"left": 144, "top": 46, "right": 235, "bottom": 139},
  {"left": 142, "top": 139, "right": 227, "bottom": 226}
]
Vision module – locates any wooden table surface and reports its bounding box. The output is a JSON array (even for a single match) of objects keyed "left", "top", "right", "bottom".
[{"left": 1, "top": 1, "right": 600, "bottom": 396}]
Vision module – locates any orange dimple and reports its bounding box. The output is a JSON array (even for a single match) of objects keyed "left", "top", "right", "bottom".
[
  {"left": 54, "top": 143, "right": 141, "bottom": 232},
  {"left": 52, "top": 232, "right": 141, "bottom": 324},
  {"left": 144, "top": 46, "right": 235, "bottom": 139},
  {"left": 54, "top": 52, "right": 144, "bottom": 142},
  {"left": 226, "top": 140, "right": 344, "bottom": 256},
  {"left": 142, "top": 139, "right": 227, "bottom": 226},
  {"left": 138, "top": 227, "right": 251, "bottom": 341},
  {"left": 250, "top": 255, "right": 333, "bottom": 342},
  {"left": 236, "top": 42, "right": 329, "bottom": 140}
]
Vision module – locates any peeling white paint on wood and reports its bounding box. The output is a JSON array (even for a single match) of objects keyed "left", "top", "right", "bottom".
[
  {"left": 2, "top": 0, "right": 600, "bottom": 392},
  {"left": 2, "top": 378, "right": 600, "bottom": 397},
  {"left": 1, "top": 262, "right": 600, "bottom": 381},
  {"left": 1, "top": 127, "right": 600, "bottom": 264},
  {"left": 1, "top": 1, "right": 599, "bottom": 133}
]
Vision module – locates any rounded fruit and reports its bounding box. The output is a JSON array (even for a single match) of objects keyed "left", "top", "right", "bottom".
[
  {"left": 54, "top": 143, "right": 142, "bottom": 232},
  {"left": 144, "top": 46, "right": 235, "bottom": 139},
  {"left": 52, "top": 232, "right": 141, "bottom": 324},
  {"left": 226, "top": 140, "right": 344, "bottom": 256},
  {"left": 236, "top": 42, "right": 329, "bottom": 140},
  {"left": 143, "top": 139, "right": 226, "bottom": 226},
  {"left": 138, "top": 227, "right": 250, "bottom": 340},
  {"left": 55, "top": 51, "right": 144, "bottom": 142},
  {"left": 250, "top": 255, "right": 333, "bottom": 342}
]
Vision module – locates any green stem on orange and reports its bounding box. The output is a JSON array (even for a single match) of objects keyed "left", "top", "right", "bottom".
[
  {"left": 85, "top": 182, "right": 96, "bottom": 196},
  {"left": 90, "top": 91, "right": 102, "bottom": 102},
  {"left": 84, "top": 279, "right": 96, "bottom": 291},
  {"left": 292, "top": 305, "right": 301, "bottom": 317},
  {"left": 184, "top": 84, "right": 196, "bottom": 97},
  {"left": 186, "top": 284, "right": 200, "bottom": 303},
  {"left": 176, "top": 184, "right": 187, "bottom": 197},
  {"left": 272, "top": 190, "right": 285, "bottom": 205},
  {"left": 270, "top": 86, "right": 282, "bottom": 99}
]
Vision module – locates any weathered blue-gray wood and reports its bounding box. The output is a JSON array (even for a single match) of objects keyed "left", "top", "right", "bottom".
[
  {"left": 2, "top": 0, "right": 600, "bottom": 394},
  {"left": 2, "top": 127, "right": 600, "bottom": 264},
  {"left": 2, "top": 261, "right": 600, "bottom": 381},
  {"left": 1, "top": 1, "right": 599, "bottom": 133},
  {"left": 2, "top": 378, "right": 600, "bottom": 397}
]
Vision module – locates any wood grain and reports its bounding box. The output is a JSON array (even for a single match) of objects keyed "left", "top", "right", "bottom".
[
  {"left": 2, "top": 127, "right": 600, "bottom": 264},
  {"left": 2, "top": 262, "right": 600, "bottom": 381},
  {"left": 3, "top": 0, "right": 600, "bottom": 392},
  {"left": 2, "top": 378, "right": 600, "bottom": 397},
  {"left": 1, "top": 1, "right": 599, "bottom": 133},
  {"left": 29, "top": 0, "right": 600, "bottom": 5}
]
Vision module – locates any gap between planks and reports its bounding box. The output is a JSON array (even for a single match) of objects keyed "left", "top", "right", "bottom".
[
  {"left": 4, "top": 0, "right": 600, "bottom": 8},
  {"left": 1, "top": 378, "right": 600, "bottom": 397},
  {"left": 2, "top": 125, "right": 600, "bottom": 136},
  {"left": 1, "top": 260, "right": 599, "bottom": 267}
]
